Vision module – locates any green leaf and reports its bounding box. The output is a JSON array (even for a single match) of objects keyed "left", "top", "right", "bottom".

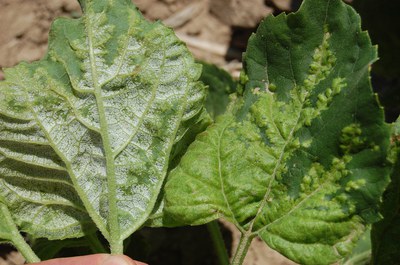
[
  {"left": 199, "top": 62, "right": 238, "bottom": 120},
  {"left": 342, "top": 229, "right": 371, "bottom": 265},
  {"left": 371, "top": 118, "right": 400, "bottom": 264},
  {"left": 0, "top": 0, "right": 205, "bottom": 252},
  {"left": 146, "top": 108, "right": 211, "bottom": 228},
  {"left": 146, "top": 63, "right": 237, "bottom": 227},
  {"left": 164, "top": 0, "right": 390, "bottom": 264}
]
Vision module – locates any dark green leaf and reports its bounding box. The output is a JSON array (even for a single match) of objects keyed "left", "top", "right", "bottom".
[
  {"left": 164, "top": 0, "right": 390, "bottom": 264},
  {"left": 200, "top": 62, "right": 237, "bottom": 120}
]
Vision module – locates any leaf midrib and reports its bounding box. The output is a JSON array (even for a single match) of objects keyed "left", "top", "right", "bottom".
[
  {"left": 256, "top": 182, "right": 325, "bottom": 234},
  {"left": 85, "top": 12, "right": 120, "bottom": 248},
  {"left": 217, "top": 119, "right": 244, "bottom": 232},
  {"left": 246, "top": 95, "right": 306, "bottom": 235},
  {"left": 242, "top": 17, "right": 335, "bottom": 234},
  {"left": 120, "top": 31, "right": 196, "bottom": 239}
]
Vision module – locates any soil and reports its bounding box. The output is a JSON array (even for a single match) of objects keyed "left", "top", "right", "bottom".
[
  {"left": 0, "top": 0, "right": 305, "bottom": 79},
  {"left": 0, "top": 0, "right": 301, "bottom": 264}
]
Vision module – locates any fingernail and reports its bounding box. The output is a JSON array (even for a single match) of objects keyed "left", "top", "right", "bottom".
[{"left": 101, "top": 256, "right": 131, "bottom": 265}]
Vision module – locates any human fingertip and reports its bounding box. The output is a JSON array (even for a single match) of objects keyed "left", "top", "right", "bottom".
[
  {"left": 133, "top": 262, "right": 148, "bottom": 265},
  {"left": 101, "top": 255, "right": 147, "bottom": 265}
]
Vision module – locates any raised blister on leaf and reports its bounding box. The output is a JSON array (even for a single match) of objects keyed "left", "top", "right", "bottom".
[{"left": 164, "top": 0, "right": 390, "bottom": 264}]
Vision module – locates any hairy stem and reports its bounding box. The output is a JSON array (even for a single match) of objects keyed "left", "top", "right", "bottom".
[
  {"left": 1, "top": 205, "right": 40, "bottom": 263},
  {"left": 231, "top": 232, "right": 253, "bottom": 265},
  {"left": 207, "top": 221, "right": 230, "bottom": 265},
  {"left": 12, "top": 235, "right": 40, "bottom": 264}
]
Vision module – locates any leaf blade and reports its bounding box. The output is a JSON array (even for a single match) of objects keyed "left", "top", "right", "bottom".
[
  {"left": 0, "top": 0, "right": 206, "bottom": 246},
  {"left": 164, "top": 0, "right": 390, "bottom": 264}
]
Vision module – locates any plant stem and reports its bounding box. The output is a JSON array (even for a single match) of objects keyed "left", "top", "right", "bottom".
[
  {"left": 231, "top": 232, "right": 253, "bottom": 265},
  {"left": 0, "top": 204, "right": 40, "bottom": 263},
  {"left": 12, "top": 234, "right": 40, "bottom": 263},
  {"left": 206, "top": 221, "right": 230, "bottom": 265},
  {"left": 110, "top": 239, "right": 123, "bottom": 254},
  {"left": 87, "top": 233, "right": 108, "bottom": 253}
]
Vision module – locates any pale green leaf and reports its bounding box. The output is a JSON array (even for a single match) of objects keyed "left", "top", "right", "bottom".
[
  {"left": 146, "top": 108, "right": 211, "bottom": 227},
  {"left": 0, "top": 0, "right": 205, "bottom": 249},
  {"left": 164, "top": 0, "right": 390, "bottom": 264},
  {"left": 145, "top": 62, "right": 239, "bottom": 227}
]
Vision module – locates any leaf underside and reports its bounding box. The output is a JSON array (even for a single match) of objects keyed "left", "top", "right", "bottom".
[
  {"left": 0, "top": 0, "right": 205, "bottom": 243},
  {"left": 164, "top": 0, "right": 390, "bottom": 264}
]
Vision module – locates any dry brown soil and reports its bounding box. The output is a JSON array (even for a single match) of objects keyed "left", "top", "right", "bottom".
[{"left": 0, "top": 0, "right": 299, "bottom": 264}]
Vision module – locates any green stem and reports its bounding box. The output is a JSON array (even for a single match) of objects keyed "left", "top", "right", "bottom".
[
  {"left": 87, "top": 233, "right": 108, "bottom": 254},
  {"left": 206, "top": 221, "right": 230, "bottom": 265},
  {"left": 12, "top": 235, "right": 40, "bottom": 264},
  {"left": 1, "top": 204, "right": 40, "bottom": 263},
  {"left": 231, "top": 232, "right": 253, "bottom": 265}
]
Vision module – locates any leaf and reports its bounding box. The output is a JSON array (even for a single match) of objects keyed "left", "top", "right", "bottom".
[
  {"left": 146, "top": 109, "right": 211, "bottom": 228},
  {"left": 146, "top": 63, "right": 237, "bottom": 227},
  {"left": 371, "top": 118, "right": 400, "bottom": 264},
  {"left": 342, "top": 229, "right": 371, "bottom": 265},
  {"left": 146, "top": 62, "right": 237, "bottom": 227},
  {"left": 0, "top": 0, "right": 205, "bottom": 251},
  {"left": 0, "top": 91, "right": 94, "bottom": 239},
  {"left": 199, "top": 62, "right": 238, "bottom": 120},
  {"left": 164, "top": 0, "right": 390, "bottom": 264}
]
